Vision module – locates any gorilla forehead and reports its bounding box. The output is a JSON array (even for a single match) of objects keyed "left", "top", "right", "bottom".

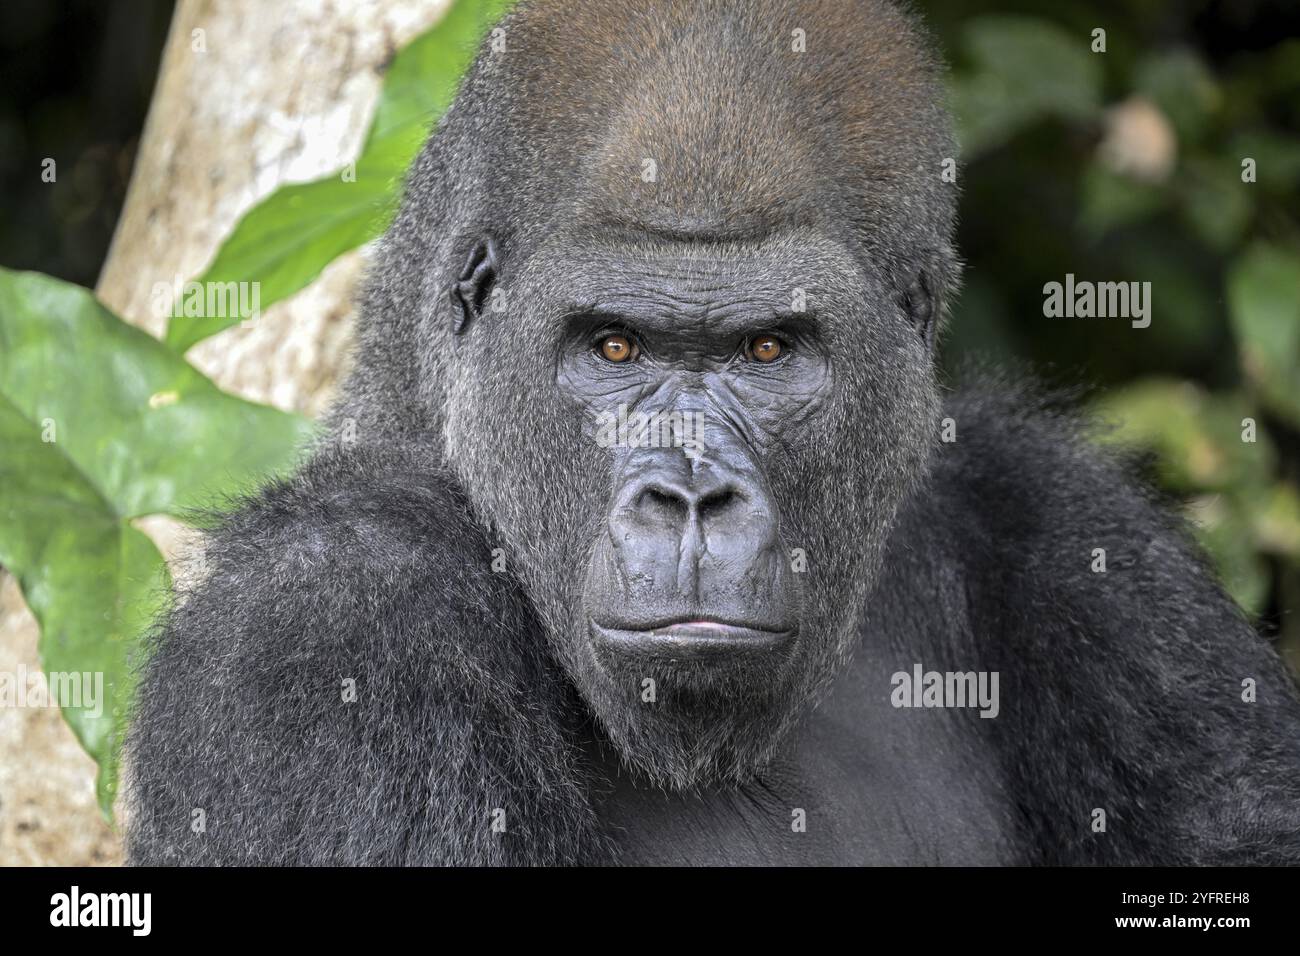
[
  {"left": 517, "top": 231, "right": 874, "bottom": 331},
  {"left": 476, "top": 0, "right": 955, "bottom": 256}
]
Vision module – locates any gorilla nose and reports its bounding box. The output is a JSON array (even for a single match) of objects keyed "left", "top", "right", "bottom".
[
  {"left": 631, "top": 477, "right": 749, "bottom": 533},
  {"left": 592, "top": 447, "right": 794, "bottom": 637},
  {"left": 608, "top": 456, "right": 783, "bottom": 597}
]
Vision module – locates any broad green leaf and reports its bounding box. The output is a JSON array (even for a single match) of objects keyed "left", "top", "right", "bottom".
[
  {"left": 163, "top": 174, "right": 396, "bottom": 352},
  {"left": 0, "top": 413, "right": 169, "bottom": 813},
  {"left": 1228, "top": 243, "right": 1300, "bottom": 425},
  {"left": 949, "top": 16, "right": 1103, "bottom": 158},
  {"left": 0, "top": 269, "right": 314, "bottom": 518},
  {"left": 363, "top": 0, "right": 516, "bottom": 165},
  {"left": 0, "top": 268, "right": 314, "bottom": 814},
  {"left": 166, "top": 0, "right": 517, "bottom": 352}
]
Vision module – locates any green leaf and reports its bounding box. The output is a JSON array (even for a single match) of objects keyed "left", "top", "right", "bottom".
[
  {"left": 166, "top": 0, "right": 517, "bottom": 352},
  {"left": 362, "top": 0, "right": 515, "bottom": 164},
  {"left": 0, "top": 269, "right": 314, "bottom": 518},
  {"left": 0, "top": 419, "right": 169, "bottom": 813},
  {"left": 949, "top": 16, "right": 1103, "bottom": 158},
  {"left": 0, "top": 268, "right": 314, "bottom": 814},
  {"left": 1228, "top": 243, "right": 1300, "bottom": 425},
  {"left": 163, "top": 175, "right": 396, "bottom": 352}
]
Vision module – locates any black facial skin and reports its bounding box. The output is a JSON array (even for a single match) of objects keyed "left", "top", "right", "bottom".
[
  {"left": 562, "top": 255, "right": 827, "bottom": 658},
  {"left": 443, "top": 234, "right": 935, "bottom": 786},
  {"left": 574, "top": 257, "right": 817, "bottom": 753}
]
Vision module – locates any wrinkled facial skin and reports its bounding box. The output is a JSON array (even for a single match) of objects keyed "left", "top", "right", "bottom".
[{"left": 443, "top": 229, "right": 938, "bottom": 787}]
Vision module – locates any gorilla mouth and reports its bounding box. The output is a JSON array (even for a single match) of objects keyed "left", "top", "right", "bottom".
[{"left": 590, "top": 617, "right": 795, "bottom": 660}]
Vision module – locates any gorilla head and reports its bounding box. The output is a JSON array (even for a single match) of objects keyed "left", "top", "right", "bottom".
[{"left": 348, "top": 0, "right": 958, "bottom": 787}]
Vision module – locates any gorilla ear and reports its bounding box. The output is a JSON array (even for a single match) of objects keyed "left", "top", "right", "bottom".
[
  {"left": 902, "top": 270, "right": 937, "bottom": 350},
  {"left": 450, "top": 235, "right": 499, "bottom": 334}
]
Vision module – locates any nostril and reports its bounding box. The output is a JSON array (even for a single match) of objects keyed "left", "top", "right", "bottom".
[
  {"left": 697, "top": 486, "right": 744, "bottom": 521},
  {"left": 636, "top": 485, "right": 690, "bottom": 525},
  {"left": 626, "top": 475, "right": 759, "bottom": 533}
]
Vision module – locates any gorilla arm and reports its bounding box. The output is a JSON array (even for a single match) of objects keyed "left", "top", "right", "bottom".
[
  {"left": 125, "top": 444, "right": 604, "bottom": 865},
  {"left": 880, "top": 377, "right": 1300, "bottom": 864}
]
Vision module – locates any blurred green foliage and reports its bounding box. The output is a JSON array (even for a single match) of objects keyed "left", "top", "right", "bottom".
[{"left": 928, "top": 1, "right": 1300, "bottom": 664}]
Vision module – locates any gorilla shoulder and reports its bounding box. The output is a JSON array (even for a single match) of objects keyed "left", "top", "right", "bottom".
[
  {"left": 125, "top": 444, "right": 605, "bottom": 865},
  {"left": 874, "top": 374, "right": 1300, "bottom": 865},
  {"left": 896, "top": 372, "right": 1249, "bottom": 639},
  {"left": 916, "top": 374, "right": 1218, "bottom": 592}
]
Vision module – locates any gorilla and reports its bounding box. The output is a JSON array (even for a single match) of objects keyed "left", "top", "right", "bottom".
[{"left": 126, "top": 0, "right": 1300, "bottom": 865}]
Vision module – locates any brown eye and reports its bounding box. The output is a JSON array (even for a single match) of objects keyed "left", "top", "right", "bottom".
[
  {"left": 748, "top": 334, "right": 783, "bottom": 363},
  {"left": 598, "top": 333, "right": 637, "bottom": 363}
]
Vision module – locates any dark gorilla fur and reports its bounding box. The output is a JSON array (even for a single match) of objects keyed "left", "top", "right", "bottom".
[{"left": 127, "top": 0, "right": 1300, "bottom": 865}]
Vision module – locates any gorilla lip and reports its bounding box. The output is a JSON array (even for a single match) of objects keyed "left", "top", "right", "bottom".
[{"left": 590, "top": 618, "right": 794, "bottom": 659}]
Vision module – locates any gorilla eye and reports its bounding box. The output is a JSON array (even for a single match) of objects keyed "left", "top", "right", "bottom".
[
  {"left": 747, "top": 334, "right": 784, "bottom": 363},
  {"left": 597, "top": 333, "right": 639, "bottom": 363}
]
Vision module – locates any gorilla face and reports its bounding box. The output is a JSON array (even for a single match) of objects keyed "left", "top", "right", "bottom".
[
  {"left": 408, "top": 0, "right": 955, "bottom": 788},
  {"left": 443, "top": 228, "right": 938, "bottom": 786}
]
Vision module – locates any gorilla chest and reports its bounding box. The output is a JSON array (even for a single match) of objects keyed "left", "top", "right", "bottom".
[{"left": 595, "top": 668, "right": 1019, "bottom": 865}]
